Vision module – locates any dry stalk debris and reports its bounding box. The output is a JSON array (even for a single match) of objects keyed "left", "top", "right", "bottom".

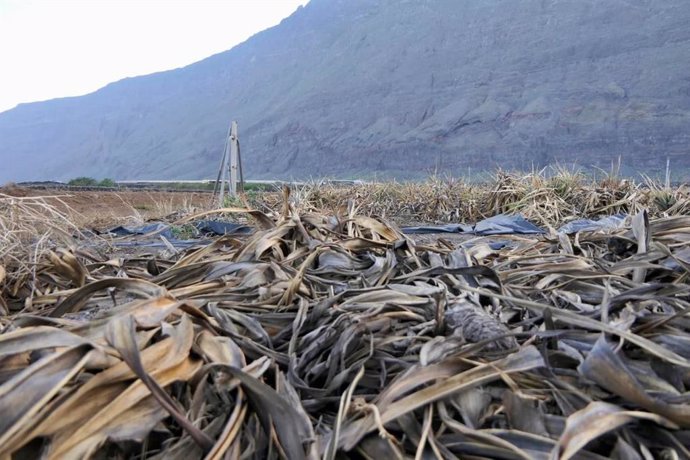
[{"left": 1, "top": 186, "right": 690, "bottom": 458}]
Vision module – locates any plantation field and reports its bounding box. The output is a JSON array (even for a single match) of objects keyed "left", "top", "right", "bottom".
[{"left": 1, "top": 172, "right": 690, "bottom": 458}]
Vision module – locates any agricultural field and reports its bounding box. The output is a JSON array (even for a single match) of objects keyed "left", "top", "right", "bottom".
[{"left": 1, "top": 171, "right": 690, "bottom": 458}]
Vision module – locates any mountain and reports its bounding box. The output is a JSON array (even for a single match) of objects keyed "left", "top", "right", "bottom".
[{"left": 2, "top": 0, "right": 690, "bottom": 182}]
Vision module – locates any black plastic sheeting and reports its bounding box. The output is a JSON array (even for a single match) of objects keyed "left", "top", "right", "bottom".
[
  {"left": 557, "top": 214, "right": 627, "bottom": 234},
  {"left": 193, "top": 220, "right": 253, "bottom": 236},
  {"left": 473, "top": 214, "right": 545, "bottom": 235},
  {"left": 112, "top": 240, "right": 211, "bottom": 249},
  {"left": 401, "top": 214, "right": 545, "bottom": 236},
  {"left": 107, "top": 214, "right": 629, "bottom": 250},
  {"left": 107, "top": 220, "right": 253, "bottom": 238},
  {"left": 402, "top": 213, "right": 629, "bottom": 236},
  {"left": 400, "top": 224, "right": 474, "bottom": 234},
  {"left": 107, "top": 220, "right": 254, "bottom": 249},
  {"left": 108, "top": 223, "right": 174, "bottom": 239}
]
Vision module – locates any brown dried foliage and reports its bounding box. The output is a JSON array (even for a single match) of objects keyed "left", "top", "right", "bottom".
[
  {"left": 1, "top": 184, "right": 690, "bottom": 458},
  {"left": 256, "top": 170, "right": 690, "bottom": 227}
]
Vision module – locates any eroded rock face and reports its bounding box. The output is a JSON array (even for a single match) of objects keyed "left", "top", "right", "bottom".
[{"left": 1, "top": 0, "right": 689, "bottom": 182}]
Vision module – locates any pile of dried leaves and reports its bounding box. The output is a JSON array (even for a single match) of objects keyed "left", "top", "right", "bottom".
[{"left": 1, "top": 200, "right": 690, "bottom": 459}]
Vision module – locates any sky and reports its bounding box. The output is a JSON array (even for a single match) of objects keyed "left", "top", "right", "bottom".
[{"left": 0, "top": 0, "right": 308, "bottom": 113}]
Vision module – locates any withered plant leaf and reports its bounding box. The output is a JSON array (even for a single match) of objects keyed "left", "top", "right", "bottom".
[
  {"left": 579, "top": 336, "right": 690, "bottom": 427},
  {"left": 49, "top": 277, "right": 168, "bottom": 317},
  {"left": 554, "top": 401, "right": 677, "bottom": 460},
  {"left": 0, "top": 344, "right": 92, "bottom": 451},
  {"left": 215, "top": 365, "right": 313, "bottom": 460},
  {"left": 106, "top": 314, "right": 215, "bottom": 451}
]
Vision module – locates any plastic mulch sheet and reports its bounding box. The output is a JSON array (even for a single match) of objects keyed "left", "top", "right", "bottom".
[{"left": 557, "top": 214, "right": 627, "bottom": 234}]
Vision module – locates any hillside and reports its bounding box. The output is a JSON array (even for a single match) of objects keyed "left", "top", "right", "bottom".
[{"left": 1, "top": 0, "right": 689, "bottom": 182}]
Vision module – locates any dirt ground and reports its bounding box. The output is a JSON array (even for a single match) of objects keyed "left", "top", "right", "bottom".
[{"left": 0, "top": 186, "right": 213, "bottom": 229}]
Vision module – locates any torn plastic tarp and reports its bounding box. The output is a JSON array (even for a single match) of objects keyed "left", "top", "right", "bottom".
[
  {"left": 402, "top": 214, "right": 545, "bottom": 236},
  {"left": 401, "top": 224, "right": 473, "bottom": 234},
  {"left": 474, "top": 214, "right": 545, "bottom": 235},
  {"left": 108, "top": 213, "right": 625, "bottom": 243},
  {"left": 557, "top": 214, "right": 627, "bottom": 234},
  {"left": 107, "top": 220, "right": 253, "bottom": 239},
  {"left": 194, "top": 220, "right": 253, "bottom": 236},
  {"left": 111, "top": 215, "right": 545, "bottom": 239},
  {"left": 112, "top": 239, "right": 211, "bottom": 249},
  {"left": 105, "top": 220, "right": 253, "bottom": 250},
  {"left": 107, "top": 222, "right": 173, "bottom": 239}
]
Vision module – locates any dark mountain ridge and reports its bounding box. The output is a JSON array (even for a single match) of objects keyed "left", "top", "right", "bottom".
[{"left": 1, "top": 0, "right": 689, "bottom": 182}]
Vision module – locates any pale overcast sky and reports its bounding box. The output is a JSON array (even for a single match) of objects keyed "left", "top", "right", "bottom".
[{"left": 0, "top": 0, "right": 308, "bottom": 113}]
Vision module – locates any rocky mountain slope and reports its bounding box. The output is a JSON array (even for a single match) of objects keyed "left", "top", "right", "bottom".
[{"left": 1, "top": 0, "right": 689, "bottom": 182}]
